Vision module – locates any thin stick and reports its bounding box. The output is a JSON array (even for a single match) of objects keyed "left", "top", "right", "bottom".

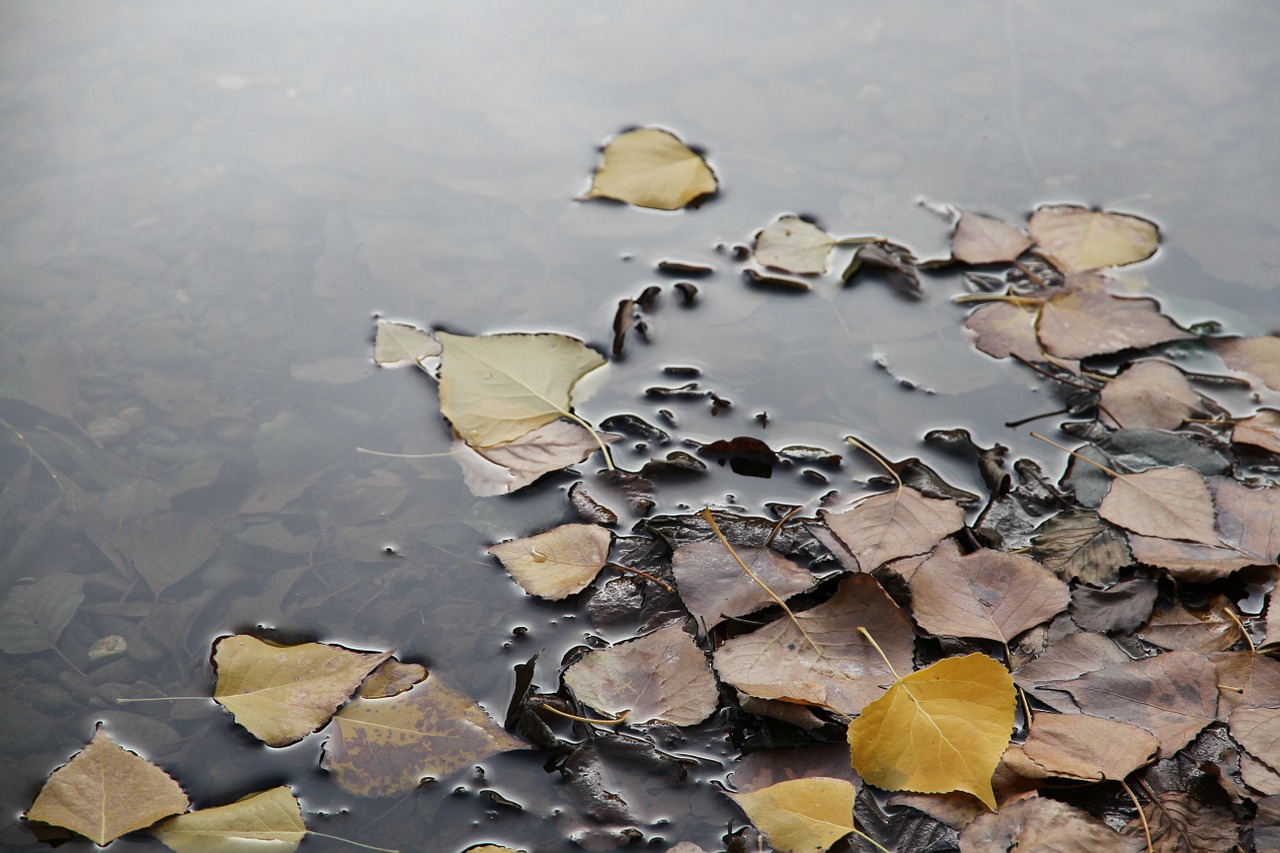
[
  {"left": 844, "top": 436, "right": 902, "bottom": 496},
  {"left": 951, "top": 293, "right": 1045, "bottom": 306},
  {"left": 1017, "top": 686, "right": 1034, "bottom": 727},
  {"left": 308, "top": 831, "right": 400, "bottom": 853},
  {"left": 1012, "top": 259, "right": 1046, "bottom": 287},
  {"left": 355, "top": 448, "right": 452, "bottom": 459},
  {"left": 1010, "top": 354, "right": 1099, "bottom": 391},
  {"left": 1120, "top": 779, "right": 1154, "bottom": 853},
  {"left": 1223, "top": 606, "right": 1256, "bottom": 654},
  {"left": 540, "top": 703, "right": 629, "bottom": 726},
  {"left": 605, "top": 562, "right": 674, "bottom": 593},
  {"left": 53, "top": 648, "right": 88, "bottom": 679},
  {"left": 764, "top": 505, "right": 803, "bottom": 548},
  {"left": 1029, "top": 432, "right": 1122, "bottom": 478},
  {"left": 856, "top": 627, "right": 901, "bottom": 681}
]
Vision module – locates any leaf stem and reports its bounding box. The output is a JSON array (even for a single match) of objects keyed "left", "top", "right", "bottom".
[
  {"left": 951, "top": 293, "right": 1046, "bottom": 307},
  {"left": 540, "top": 703, "right": 630, "bottom": 726},
  {"left": 564, "top": 411, "right": 615, "bottom": 471},
  {"left": 1119, "top": 779, "right": 1153, "bottom": 853},
  {"left": 115, "top": 696, "right": 209, "bottom": 703},
  {"left": 1029, "top": 432, "right": 1121, "bottom": 478},
  {"left": 605, "top": 562, "right": 674, "bottom": 593},
  {"left": 856, "top": 627, "right": 901, "bottom": 681},
  {"left": 1223, "top": 606, "right": 1256, "bottom": 654},
  {"left": 308, "top": 831, "right": 400, "bottom": 853},
  {"left": 843, "top": 436, "right": 902, "bottom": 496}
]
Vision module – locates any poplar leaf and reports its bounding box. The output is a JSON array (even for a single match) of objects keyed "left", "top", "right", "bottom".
[
  {"left": 488, "top": 523, "right": 612, "bottom": 600},
  {"left": 951, "top": 211, "right": 1032, "bottom": 265},
  {"left": 821, "top": 487, "right": 965, "bottom": 572},
  {"left": 1098, "top": 466, "right": 1221, "bottom": 546},
  {"left": 581, "top": 127, "right": 717, "bottom": 210},
  {"left": 753, "top": 215, "right": 837, "bottom": 275},
  {"left": 373, "top": 319, "right": 440, "bottom": 366},
  {"left": 150, "top": 786, "right": 306, "bottom": 853},
  {"left": 730, "top": 777, "right": 856, "bottom": 853},
  {"left": 1027, "top": 204, "right": 1159, "bottom": 272}
]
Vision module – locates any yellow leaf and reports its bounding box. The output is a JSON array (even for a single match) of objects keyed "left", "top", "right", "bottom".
[
  {"left": 730, "top": 777, "right": 856, "bottom": 853},
  {"left": 581, "top": 127, "right": 717, "bottom": 210},
  {"left": 846, "top": 653, "right": 1015, "bottom": 810},
  {"left": 488, "top": 523, "right": 612, "bottom": 600},
  {"left": 1027, "top": 204, "right": 1159, "bottom": 272},
  {"left": 151, "top": 786, "right": 305, "bottom": 853}
]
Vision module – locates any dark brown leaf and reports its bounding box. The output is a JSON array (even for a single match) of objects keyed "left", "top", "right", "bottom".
[
  {"left": 1211, "top": 651, "right": 1280, "bottom": 720},
  {"left": 1014, "top": 632, "right": 1132, "bottom": 713},
  {"left": 1069, "top": 577, "right": 1159, "bottom": 634},
  {"left": 1031, "top": 509, "right": 1131, "bottom": 586},
  {"left": 1125, "top": 791, "right": 1238, "bottom": 853}
]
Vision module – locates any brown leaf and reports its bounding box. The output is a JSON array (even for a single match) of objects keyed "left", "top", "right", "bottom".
[
  {"left": 122, "top": 512, "right": 221, "bottom": 598},
  {"left": 671, "top": 540, "right": 817, "bottom": 630},
  {"left": 1255, "top": 795, "right": 1280, "bottom": 852},
  {"left": 563, "top": 622, "right": 719, "bottom": 725},
  {"left": 1069, "top": 577, "right": 1159, "bottom": 634},
  {"left": 1027, "top": 205, "right": 1159, "bottom": 273},
  {"left": 1020, "top": 714, "right": 1158, "bottom": 781},
  {"left": 1211, "top": 651, "right": 1280, "bottom": 720},
  {"left": 1137, "top": 595, "right": 1241, "bottom": 653},
  {"left": 713, "top": 574, "right": 914, "bottom": 715},
  {"left": 964, "top": 302, "right": 1077, "bottom": 370},
  {"left": 453, "top": 421, "right": 611, "bottom": 496},
  {"left": 821, "top": 487, "right": 965, "bottom": 572},
  {"left": 1098, "top": 466, "right": 1221, "bottom": 546},
  {"left": 959, "top": 795, "right": 1143, "bottom": 852},
  {"left": 357, "top": 659, "right": 428, "bottom": 699},
  {"left": 1036, "top": 274, "right": 1193, "bottom": 359},
  {"left": 952, "top": 211, "right": 1032, "bottom": 265},
  {"left": 1098, "top": 361, "right": 1201, "bottom": 430},
  {"left": 27, "top": 729, "right": 190, "bottom": 845},
  {"left": 1213, "top": 335, "right": 1280, "bottom": 391},
  {"left": 488, "top": 523, "right": 612, "bottom": 600},
  {"left": 1233, "top": 408, "right": 1280, "bottom": 454},
  {"left": 1031, "top": 509, "right": 1131, "bottom": 586},
  {"left": 1229, "top": 706, "right": 1280, "bottom": 774},
  {"left": 1124, "top": 790, "right": 1238, "bottom": 853},
  {"left": 1015, "top": 632, "right": 1132, "bottom": 713},
  {"left": 1055, "top": 651, "right": 1217, "bottom": 755},
  {"left": 909, "top": 539, "right": 1069, "bottom": 643}
]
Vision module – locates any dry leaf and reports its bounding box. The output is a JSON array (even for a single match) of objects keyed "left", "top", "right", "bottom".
[
  {"left": 952, "top": 211, "right": 1033, "bottom": 265},
  {"left": 714, "top": 574, "right": 914, "bottom": 715},
  {"left": 847, "top": 653, "right": 1015, "bottom": 810},
  {"left": 1036, "top": 275, "right": 1193, "bottom": 359},
  {"left": 151, "top": 786, "right": 305, "bottom": 853},
  {"left": 1031, "top": 509, "right": 1131, "bottom": 586},
  {"left": 563, "top": 622, "right": 719, "bottom": 725},
  {"left": 821, "top": 487, "right": 965, "bottom": 572},
  {"left": 212, "top": 635, "right": 393, "bottom": 747},
  {"left": 1098, "top": 466, "right": 1222, "bottom": 546},
  {"left": 1069, "top": 577, "right": 1159, "bottom": 634},
  {"left": 1020, "top": 714, "right": 1158, "bottom": 781},
  {"left": 1123, "top": 790, "right": 1238, "bottom": 853},
  {"left": 960, "top": 794, "right": 1143, "bottom": 852},
  {"left": 1137, "top": 595, "right": 1241, "bottom": 653},
  {"left": 1228, "top": 705, "right": 1280, "bottom": 776},
  {"left": 373, "top": 319, "right": 440, "bottom": 366},
  {"left": 1098, "top": 360, "right": 1201, "bottom": 430},
  {"left": 729, "top": 777, "right": 856, "bottom": 853},
  {"left": 671, "top": 540, "right": 817, "bottom": 630},
  {"left": 453, "top": 420, "right": 609, "bottom": 496},
  {"left": 1233, "top": 408, "right": 1280, "bottom": 454},
  {"left": 1213, "top": 335, "right": 1280, "bottom": 391},
  {"left": 753, "top": 215, "right": 837, "bottom": 275},
  {"left": 0, "top": 573, "right": 84, "bottom": 654},
  {"left": 488, "top": 523, "right": 612, "bottom": 600},
  {"left": 580, "top": 127, "right": 717, "bottom": 210},
  {"left": 27, "top": 729, "right": 189, "bottom": 845},
  {"left": 1211, "top": 651, "right": 1280, "bottom": 720},
  {"left": 909, "top": 539, "right": 1069, "bottom": 643},
  {"left": 1014, "top": 632, "right": 1131, "bottom": 713},
  {"left": 323, "top": 674, "right": 524, "bottom": 797},
  {"left": 1027, "top": 204, "right": 1159, "bottom": 272}
]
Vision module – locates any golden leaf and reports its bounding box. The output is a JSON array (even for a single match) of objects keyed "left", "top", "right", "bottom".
[
  {"left": 151, "top": 786, "right": 305, "bottom": 853},
  {"left": 488, "top": 523, "right": 612, "bottom": 600},
  {"left": 730, "top": 777, "right": 856, "bottom": 853},
  {"left": 581, "top": 127, "right": 717, "bottom": 210}
]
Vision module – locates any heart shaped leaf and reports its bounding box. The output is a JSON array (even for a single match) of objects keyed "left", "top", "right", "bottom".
[
  {"left": 580, "top": 127, "right": 717, "bottom": 210},
  {"left": 1028, "top": 204, "right": 1159, "bottom": 272}
]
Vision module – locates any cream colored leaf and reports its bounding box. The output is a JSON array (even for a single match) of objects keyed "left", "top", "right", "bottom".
[
  {"left": 373, "top": 319, "right": 440, "bottom": 366},
  {"left": 151, "top": 786, "right": 305, "bottom": 853},
  {"left": 952, "top": 211, "right": 1033, "bottom": 265},
  {"left": 437, "top": 331, "right": 606, "bottom": 448},
  {"left": 730, "top": 777, "right": 856, "bottom": 853},
  {"left": 1028, "top": 204, "right": 1159, "bottom": 272},
  {"left": 489, "top": 523, "right": 612, "bottom": 600},
  {"left": 754, "top": 215, "right": 837, "bottom": 275},
  {"left": 1213, "top": 335, "right": 1280, "bottom": 391},
  {"left": 1098, "top": 466, "right": 1222, "bottom": 546},
  {"left": 581, "top": 127, "right": 717, "bottom": 210},
  {"left": 453, "top": 420, "right": 609, "bottom": 496}
]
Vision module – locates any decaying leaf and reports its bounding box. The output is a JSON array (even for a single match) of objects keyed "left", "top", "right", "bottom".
[
  {"left": 960, "top": 795, "right": 1143, "bottom": 852},
  {"left": 122, "top": 511, "right": 221, "bottom": 598},
  {"left": 753, "top": 215, "right": 837, "bottom": 275},
  {"left": 1232, "top": 408, "right": 1280, "bottom": 454},
  {"left": 671, "top": 540, "right": 817, "bottom": 629},
  {"left": 1137, "top": 595, "right": 1241, "bottom": 653},
  {"left": 964, "top": 301, "right": 1076, "bottom": 370},
  {"left": 358, "top": 659, "right": 428, "bottom": 699},
  {"left": 563, "top": 621, "right": 718, "bottom": 725},
  {"left": 212, "top": 635, "right": 393, "bottom": 747},
  {"left": 151, "top": 786, "right": 306, "bottom": 853},
  {"left": 1212, "top": 335, "right": 1280, "bottom": 391},
  {"left": 1229, "top": 705, "right": 1280, "bottom": 777},
  {"left": 847, "top": 653, "right": 1015, "bottom": 810},
  {"left": 581, "top": 127, "right": 717, "bottom": 210},
  {"left": 1069, "top": 577, "right": 1159, "bottom": 634},
  {"left": 0, "top": 573, "right": 84, "bottom": 654},
  {"left": 951, "top": 211, "right": 1033, "bottom": 265},
  {"left": 821, "top": 487, "right": 965, "bottom": 572},
  {"left": 1098, "top": 360, "right": 1201, "bottom": 430},
  {"left": 1127, "top": 791, "right": 1239, "bottom": 853},
  {"left": 1020, "top": 714, "right": 1158, "bottom": 781},
  {"left": 1031, "top": 509, "right": 1131, "bottom": 586},
  {"left": 322, "top": 674, "right": 525, "bottom": 797},
  {"left": 1212, "top": 651, "right": 1280, "bottom": 720},
  {"left": 729, "top": 777, "right": 856, "bottom": 853},
  {"left": 27, "top": 729, "right": 190, "bottom": 846},
  {"left": 1098, "top": 466, "right": 1221, "bottom": 546},
  {"left": 714, "top": 574, "right": 914, "bottom": 716},
  {"left": 1013, "top": 632, "right": 1131, "bottom": 713},
  {"left": 1036, "top": 274, "right": 1193, "bottom": 360},
  {"left": 437, "top": 331, "right": 607, "bottom": 448},
  {"left": 1027, "top": 204, "right": 1159, "bottom": 272},
  {"left": 373, "top": 319, "right": 441, "bottom": 366},
  {"left": 453, "top": 420, "right": 611, "bottom": 496},
  {"left": 489, "top": 523, "right": 612, "bottom": 600}
]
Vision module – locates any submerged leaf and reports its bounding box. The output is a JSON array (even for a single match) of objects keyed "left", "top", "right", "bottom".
[
  {"left": 581, "top": 127, "right": 717, "bottom": 210},
  {"left": 754, "top": 215, "right": 837, "bottom": 275},
  {"left": 151, "top": 786, "right": 305, "bottom": 853},
  {"left": 489, "top": 523, "right": 612, "bottom": 600},
  {"left": 951, "top": 211, "right": 1032, "bottom": 265},
  {"left": 0, "top": 573, "right": 84, "bottom": 654},
  {"left": 730, "top": 777, "right": 856, "bottom": 853},
  {"left": 1027, "top": 204, "right": 1159, "bottom": 272}
]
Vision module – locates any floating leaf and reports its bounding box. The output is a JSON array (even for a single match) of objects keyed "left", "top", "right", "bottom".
[
  {"left": 1213, "top": 335, "right": 1280, "bottom": 391},
  {"left": 437, "top": 331, "right": 606, "bottom": 448},
  {"left": 964, "top": 302, "right": 1076, "bottom": 370},
  {"left": 846, "top": 653, "right": 1015, "bottom": 810},
  {"left": 212, "top": 635, "right": 393, "bottom": 747},
  {"left": 563, "top": 621, "right": 718, "bottom": 725},
  {"left": 1031, "top": 509, "right": 1131, "bottom": 586},
  {"left": 1098, "top": 466, "right": 1222, "bottom": 546},
  {"left": 453, "top": 420, "right": 609, "bottom": 496},
  {"left": 373, "top": 319, "right": 440, "bottom": 366},
  {"left": 27, "top": 729, "right": 189, "bottom": 846},
  {"left": 358, "top": 659, "right": 428, "bottom": 699},
  {"left": 729, "top": 777, "right": 856, "bottom": 853},
  {"left": 960, "top": 795, "right": 1143, "bottom": 852},
  {"left": 671, "top": 540, "right": 817, "bottom": 630},
  {"left": 151, "top": 786, "right": 305, "bottom": 853},
  {"left": 909, "top": 539, "right": 1069, "bottom": 644},
  {"left": 1233, "top": 408, "right": 1280, "bottom": 454},
  {"left": 753, "top": 215, "right": 837, "bottom": 275},
  {"left": 580, "top": 127, "right": 717, "bottom": 210},
  {"left": 1036, "top": 276, "right": 1193, "bottom": 359},
  {"left": 1098, "top": 360, "right": 1201, "bottom": 430},
  {"left": 489, "top": 523, "right": 612, "bottom": 600},
  {"left": 821, "top": 487, "right": 965, "bottom": 572},
  {"left": 1027, "top": 204, "right": 1159, "bottom": 272},
  {"left": 951, "top": 211, "right": 1032, "bottom": 265},
  {"left": 322, "top": 675, "right": 524, "bottom": 797},
  {"left": 0, "top": 573, "right": 84, "bottom": 654},
  {"left": 1020, "top": 714, "right": 1158, "bottom": 781}
]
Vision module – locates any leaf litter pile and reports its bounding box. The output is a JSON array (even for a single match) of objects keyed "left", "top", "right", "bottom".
[{"left": 7, "top": 125, "right": 1280, "bottom": 853}]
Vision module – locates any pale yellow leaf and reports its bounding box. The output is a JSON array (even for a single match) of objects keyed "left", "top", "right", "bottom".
[
  {"left": 1028, "top": 204, "right": 1159, "bottom": 272},
  {"left": 581, "top": 127, "right": 717, "bottom": 210},
  {"left": 754, "top": 215, "right": 836, "bottom": 275},
  {"left": 373, "top": 319, "right": 440, "bottom": 366},
  {"left": 730, "top": 777, "right": 856, "bottom": 853},
  {"left": 151, "top": 786, "right": 305, "bottom": 853},
  {"left": 489, "top": 523, "right": 612, "bottom": 600}
]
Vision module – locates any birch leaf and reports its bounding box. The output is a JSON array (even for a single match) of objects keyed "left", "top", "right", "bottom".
[
  {"left": 821, "top": 487, "right": 965, "bottom": 572},
  {"left": 1027, "top": 204, "right": 1159, "bottom": 272},
  {"left": 581, "top": 127, "right": 717, "bottom": 210},
  {"left": 1098, "top": 466, "right": 1221, "bottom": 546},
  {"left": 453, "top": 420, "right": 608, "bottom": 496},
  {"left": 952, "top": 211, "right": 1032, "bottom": 264},
  {"left": 150, "top": 786, "right": 306, "bottom": 853},
  {"left": 489, "top": 523, "right": 612, "bottom": 600}
]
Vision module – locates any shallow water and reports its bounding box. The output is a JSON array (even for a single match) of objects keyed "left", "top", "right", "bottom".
[{"left": 1, "top": 2, "right": 1277, "bottom": 851}]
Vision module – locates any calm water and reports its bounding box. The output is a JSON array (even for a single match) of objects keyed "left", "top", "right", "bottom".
[{"left": 2, "top": 2, "right": 1277, "bottom": 851}]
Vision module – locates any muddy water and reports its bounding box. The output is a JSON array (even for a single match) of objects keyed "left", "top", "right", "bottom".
[{"left": 1, "top": 2, "right": 1277, "bottom": 851}]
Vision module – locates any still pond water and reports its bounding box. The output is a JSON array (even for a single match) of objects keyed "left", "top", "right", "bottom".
[{"left": 1, "top": 2, "right": 1278, "bottom": 851}]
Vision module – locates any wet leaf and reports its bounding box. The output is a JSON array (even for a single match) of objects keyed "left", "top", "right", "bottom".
[
  {"left": 1020, "top": 714, "right": 1158, "bottom": 781},
  {"left": 563, "top": 621, "right": 718, "bottom": 725},
  {"left": 1211, "top": 651, "right": 1280, "bottom": 719},
  {"left": 27, "top": 729, "right": 189, "bottom": 845},
  {"left": 671, "top": 540, "right": 817, "bottom": 630},
  {"left": 581, "top": 127, "right": 717, "bottom": 210},
  {"left": 1229, "top": 705, "right": 1280, "bottom": 773},
  {"left": 437, "top": 331, "right": 606, "bottom": 448},
  {"left": 1213, "top": 335, "right": 1280, "bottom": 391},
  {"left": 1013, "top": 632, "right": 1131, "bottom": 713},
  {"left": 714, "top": 574, "right": 914, "bottom": 715},
  {"left": 960, "top": 795, "right": 1142, "bottom": 852},
  {"left": 123, "top": 512, "right": 221, "bottom": 597},
  {"left": 150, "top": 786, "right": 305, "bottom": 853},
  {"left": 1054, "top": 651, "right": 1217, "bottom": 755},
  {"left": 322, "top": 675, "right": 525, "bottom": 797},
  {"left": 964, "top": 302, "right": 1076, "bottom": 370},
  {"left": 730, "top": 777, "right": 856, "bottom": 853},
  {"left": 1137, "top": 595, "right": 1240, "bottom": 653},
  {"left": 453, "top": 420, "right": 609, "bottom": 496},
  {"left": 951, "top": 211, "right": 1033, "bottom": 265},
  {"left": 1123, "top": 791, "right": 1238, "bottom": 853},
  {"left": 212, "top": 635, "right": 393, "bottom": 747},
  {"left": 821, "top": 487, "right": 965, "bottom": 572},
  {"left": 1098, "top": 360, "right": 1201, "bottom": 430},
  {"left": 1098, "top": 466, "right": 1221, "bottom": 546},
  {"left": 0, "top": 573, "right": 84, "bottom": 654},
  {"left": 847, "top": 653, "right": 1015, "bottom": 810},
  {"left": 753, "top": 215, "right": 837, "bottom": 275},
  {"left": 1027, "top": 205, "right": 1159, "bottom": 272},
  {"left": 909, "top": 539, "right": 1069, "bottom": 643},
  {"left": 1031, "top": 509, "right": 1131, "bottom": 586},
  {"left": 489, "top": 523, "right": 612, "bottom": 600},
  {"left": 373, "top": 319, "right": 440, "bottom": 366},
  {"left": 1233, "top": 408, "right": 1280, "bottom": 454},
  {"left": 1069, "top": 577, "right": 1159, "bottom": 634},
  {"left": 1036, "top": 275, "right": 1193, "bottom": 359},
  {"left": 358, "top": 659, "right": 428, "bottom": 699}
]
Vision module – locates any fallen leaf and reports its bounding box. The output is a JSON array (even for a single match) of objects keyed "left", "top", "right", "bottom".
[
  {"left": 1123, "top": 790, "right": 1238, "bottom": 853},
  {"left": 0, "top": 573, "right": 84, "bottom": 654},
  {"left": 1229, "top": 705, "right": 1280, "bottom": 774},
  {"left": 753, "top": 215, "right": 837, "bottom": 275},
  {"left": 1098, "top": 360, "right": 1201, "bottom": 430},
  {"left": 1036, "top": 274, "right": 1193, "bottom": 359},
  {"left": 960, "top": 795, "right": 1143, "bottom": 852},
  {"left": 847, "top": 653, "right": 1015, "bottom": 810},
  {"left": 358, "top": 659, "right": 428, "bottom": 699},
  {"left": 1211, "top": 651, "right": 1280, "bottom": 719},
  {"left": 1027, "top": 204, "right": 1159, "bottom": 272},
  {"left": 1013, "top": 632, "right": 1131, "bottom": 713},
  {"left": 909, "top": 539, "right": 1069, "bottom": 644},
  {"left": 322, "top": 674, "right": 525, "bottom": 797},
  {"left": 730, "top": 777, "right": 856, "bottom": 853},
  {"left": 1233, "top": 408, "right": 1280, "bottom": 454},
  {"left": 1255, "top": 795, "right": 1280, "bottom": 852},
  {"left": 453, "top": 420, "right": 610, "bottom": 496},
  {"left": 964, "top": 302, "right": 1077, "bottom": 370},
  {"left": 1137, "top": 595, "right": 1241, "bottom": 653},
  {"left": 714, "top": 574, "right": 914, "bottom": 715},
  {"left": 563, "top": 621, "right": 719, "bottom": 725},
  {"left": 122, "top": 512, "right": 221, "bottom": 598},
  {"left": 212, "top": 635, "right": 393, "bottom": 747},
  {"left": 437, "top": 331, "right": 607, "bottom": 448},
  {"left": 1054, "top": 650, "right": 1217, "bottom": 755},
  {"left": 1213, "top": 335, "right": 1280, "bottom": 391},
  {"left": 27, "top": 729, "right": 189, "bottom": 845},
  {"left": 844, "top": 240, "right": 922, "bottom": 298},
  {"left": 821, "top": 487, "right": 965, "bottom": 572},
  {"left": 373, "top": 319, "right": 440, "bottom": 366},
  {"left": 489, "top": 523, "right": 612, "bottom": 600},
  {"left": 1069, "top": 577, "right": 1159, "bottom": 634},
  {"left": 150, "top": 786, "right": 305, "bottom": 853},
  {"left": 1098, "top": 466, "right": 1222, "bottom": 546},
  {"left": 580, "top": 127, "right": 717, "bottom": 210},
  {"left": 1031, "top": 509, "right": 1131, "bottom": 586},
  {"left": 951, "top": 211, "right": 1033, "bottom": 265},
  {"left": 1020, "top": 714, "right": 1158, "bottom": 781},
  {"left": 1242, "top": 750, "right": 1280, "bottom": 797},
  {"left": 671, "top": 540, "right": 817, "bottom": 630}
]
